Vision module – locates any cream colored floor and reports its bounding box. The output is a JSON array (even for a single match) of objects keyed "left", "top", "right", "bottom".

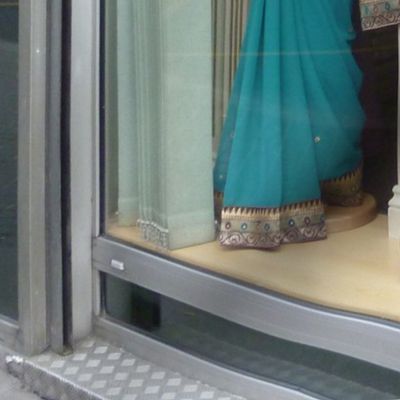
[{"left": 108, "top": 215, "right": 400, "bottom": 323}]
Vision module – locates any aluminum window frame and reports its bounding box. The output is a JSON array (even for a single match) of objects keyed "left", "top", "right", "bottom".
[
  {"left": 16, "top": 0, "right": 49, "bottom": 355},
  {"left": 0, "top": 0, "right": 66, "bottom": 356},
  {"left": 93, "top": 237, "right": 400, "bottom": 373},
  {"left": 67, "top": 0, "right": 400, "bottom": 396},
  {"left": 69, "top": 0, "right": 101, "bottom": 342},
  {"left": 13, "top": 0, "right": 58, "bottom": 355}
]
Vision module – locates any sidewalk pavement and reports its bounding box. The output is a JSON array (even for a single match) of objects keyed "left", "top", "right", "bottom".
[{"left": 0, "top": 369, "right": 41, "bottom": 399}]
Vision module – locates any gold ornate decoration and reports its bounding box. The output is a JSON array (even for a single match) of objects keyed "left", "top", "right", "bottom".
[
  {"left": 218, "top": 200, "right": 327, "bottom": 249},
  {"left": 321, "top": 165, "right": 364, "bottom": 207},
  {"left": 215, "top": 166, "right": 364, "bottom": 249},
  {"left": 360, "top": 0, "right": 400, "bottom": 30}
]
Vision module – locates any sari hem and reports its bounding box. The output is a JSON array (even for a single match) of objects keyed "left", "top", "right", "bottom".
[
  {"left": 218, "top": 200, "right": 327, "bottom": 249},
  {"left": 321, "top": 164, "right": 363, "bottom": 207},
  {"left": 215, "top": 165, "right": 363, "bottom": 249}
]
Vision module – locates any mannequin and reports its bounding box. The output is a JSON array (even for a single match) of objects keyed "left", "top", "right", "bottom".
[{"left": 214, "top": 0, "right": 365, "bottom": 249}]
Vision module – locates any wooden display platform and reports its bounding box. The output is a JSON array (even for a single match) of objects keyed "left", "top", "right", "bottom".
[
  {"left": 326, "top": 193, "right": 377, "bottom": 233},
  {"left": 108, "top": 214, "right": 400, "bottom": 323}
]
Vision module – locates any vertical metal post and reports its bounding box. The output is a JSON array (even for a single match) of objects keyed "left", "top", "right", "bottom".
[
  {"left": 18, "top": 0, "right": 48, "bottom": 355},
  {"left": 69, "top": 0, "right": 99, "bottom": 341}
]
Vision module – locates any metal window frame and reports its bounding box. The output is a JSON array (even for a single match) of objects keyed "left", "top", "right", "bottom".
[
  {"left": 14, "top": 0, "right": 48, "bottom": 355},
  {"left": 47, "top": 0, "right": 70, "bottom": 354},
  {"left": 93, "top": 237, "right": 400, "bottom": 373},
  {"left": 69, "top": 0, "right": 101, "bottom": 342},
  {"left": 67, "top": 0, "right": 400, "bottom": 397},
  {"left": 0, "top": 0, "right": 66, "bottom": 356}
]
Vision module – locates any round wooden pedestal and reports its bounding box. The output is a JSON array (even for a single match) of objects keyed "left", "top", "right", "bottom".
[{"left": 325, "top": 193, "right": 378, "bottom": 233}]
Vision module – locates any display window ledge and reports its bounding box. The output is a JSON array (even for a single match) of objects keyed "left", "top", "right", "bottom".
[
  {"left": 94, "top": 214, "right": 400, "bottom": 372},
  {"left": 106, "top": 214, "right": 400, "bottom": 324}
]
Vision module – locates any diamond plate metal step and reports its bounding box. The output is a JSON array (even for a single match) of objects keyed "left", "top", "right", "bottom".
[{"left": 6, "top": 337, "right": 247, "bottom": 400}]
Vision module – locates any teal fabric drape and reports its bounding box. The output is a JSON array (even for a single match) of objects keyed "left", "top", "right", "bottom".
[{"left": 214, "top": 0, "right": 365, "bottom": 249}]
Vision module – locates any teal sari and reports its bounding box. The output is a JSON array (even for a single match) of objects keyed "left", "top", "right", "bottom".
[{"left": 214, "top": 0, "right": 365, "bottom": 249}]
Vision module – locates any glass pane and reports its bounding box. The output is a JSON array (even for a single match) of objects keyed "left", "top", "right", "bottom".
[
  {"left": 104, "top": 274, "right": 400, "bottom": 400},
  {"left": 102, "top": 0, "right": 398, "bottom": 246},
  {"left": 103, "top": 0, "right": 398, "bottom": 249},
  {"left": 101, "top": 0, "right": 400, "bottom": 326},
  {"left": 101, "top": 1, "right": 400, "bottom": 390},
  {"left": 0, "top": 1, "right": 19, "bottom": 320}
]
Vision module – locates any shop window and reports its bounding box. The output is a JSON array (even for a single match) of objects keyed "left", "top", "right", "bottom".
[{"left": 101, "top": 1, "right": 399, "bottom": 327}]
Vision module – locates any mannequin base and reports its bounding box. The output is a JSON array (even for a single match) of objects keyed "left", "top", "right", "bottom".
[{"left": 325, "top": 193, "right": 378, "bottom": 233}]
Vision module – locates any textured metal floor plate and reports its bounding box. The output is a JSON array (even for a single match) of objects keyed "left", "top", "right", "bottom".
[{"left": 6, "top": 337, "right": 247, "bottom": 400}]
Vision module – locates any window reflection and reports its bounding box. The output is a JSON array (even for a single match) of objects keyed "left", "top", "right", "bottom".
[
  {"left": 0, "top": 1, "right": 19, "bottom": 320},
  {"left": 104, "top": 274, "right": 400, "bottom": 400}
]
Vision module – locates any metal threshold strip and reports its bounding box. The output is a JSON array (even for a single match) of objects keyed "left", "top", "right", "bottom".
[{"left": 4, "top": 336, "right": 318, "bottom": 400}]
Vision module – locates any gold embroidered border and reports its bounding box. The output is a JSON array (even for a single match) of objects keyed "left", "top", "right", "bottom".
[
  {"left": 321, "top": 165, "right": 363, "bottom": 207},
  {"left": 360, "top": 0, "right": 400, "bottom": 30},
  {"left": 215, "top": 165, "right": 363, "bottom": 249},
  {"left": 219, "top": 200, "right": 327, "bottom": 249}
]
